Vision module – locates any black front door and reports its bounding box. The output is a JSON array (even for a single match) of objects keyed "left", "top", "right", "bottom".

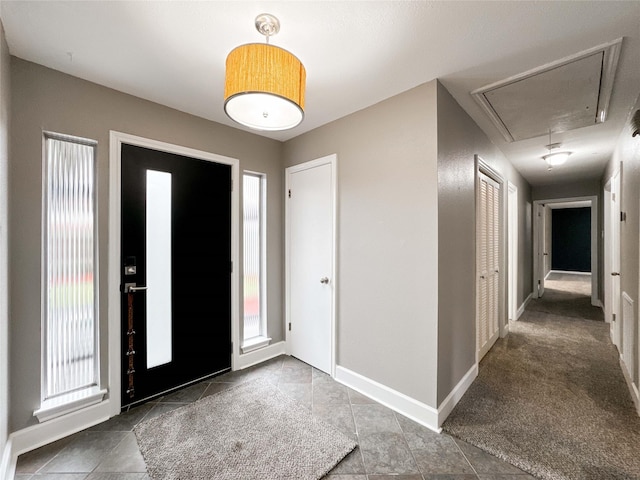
[{"left": 120, "top": 143, "right": 232, "bottom": 407}]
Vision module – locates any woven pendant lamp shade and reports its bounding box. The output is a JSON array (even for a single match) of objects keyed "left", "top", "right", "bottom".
[{"left": 224, "top": 43, "right": 306, "bottom": 131}]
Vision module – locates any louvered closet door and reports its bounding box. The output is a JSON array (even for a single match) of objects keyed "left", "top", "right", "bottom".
[{"left": 477, "top": 172, "right": 501, "bottom": 361}]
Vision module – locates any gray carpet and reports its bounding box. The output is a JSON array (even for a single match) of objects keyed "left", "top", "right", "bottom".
[
  {"left": 134, "top": 379, "right": 357, "bottom": 479},
  {"left": 443, "top": 277, "right": 640, "bottom": 480}
]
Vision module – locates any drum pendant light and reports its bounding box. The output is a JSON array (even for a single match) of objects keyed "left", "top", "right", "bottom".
[{"left": 224, "top": 14, "right": 306, "bottom": 131}]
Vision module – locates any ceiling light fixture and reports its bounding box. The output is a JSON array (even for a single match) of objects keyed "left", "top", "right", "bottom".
[
  {"left": 224, "top": 14, "right": 306, "bottom": 131},
  {"left": 542, "top": 151, "right": 571, "bottom": 166},
  {"left": 542, "top": 130, "right": 571, "bottom": 170}
]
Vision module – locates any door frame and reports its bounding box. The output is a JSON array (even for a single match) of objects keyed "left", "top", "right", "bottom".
[
  {"left": 532, "top": 196, "right": 599, "bottom": 307},
  {"left": 284, "top": 154, "right": 337, "bottom": 377},
  {"left": 475, "top": 155, "right": 506, "bottom": 362},
  {"left": 108, "top": 131, "right": 240, "bottom": 416},
  {"left": 507, "top": 181, "right": 518, "bottom": 322}
]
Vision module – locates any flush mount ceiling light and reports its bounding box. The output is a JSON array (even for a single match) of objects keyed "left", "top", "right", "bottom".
[
  {"left": 224, "top": 13, "right": 306, "bottom": 131},
  {"left": 542, "top": 151, "right": 571, "bottom": 166},
  {"left": 542, "top": 130, "right": 571, "bottom": 170}
]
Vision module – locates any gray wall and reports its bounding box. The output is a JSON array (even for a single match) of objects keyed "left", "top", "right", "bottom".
[
  {"left": 0, "top": 19, "right": 10, "bottom": 456},
  {"left": 602, "top": 94, "right": 640, "bottom": 386},
  {"left": 283, "top": 82, "right": 440, "bottom": 407},
  {"left": 435, "top": 82, "right": 532, "bottom": 404},
  {"left": 9, "top": 58, "right": 284, "bottom": 431}
]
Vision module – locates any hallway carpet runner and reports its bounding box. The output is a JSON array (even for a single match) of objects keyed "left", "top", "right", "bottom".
[{"left": 443, "top": 287, "right": 640, "bottom": 480}]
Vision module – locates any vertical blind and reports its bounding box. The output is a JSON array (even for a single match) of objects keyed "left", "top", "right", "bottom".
[
  {"left": 44, "top": 135, "right": 98, "bottom": 399},
  {"left": 243, "top": 173, "right": 262, "bottom": 340}
]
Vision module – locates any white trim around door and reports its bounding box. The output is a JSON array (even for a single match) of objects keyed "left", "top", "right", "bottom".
[
  {"left": 285, "top": 154, "right": 337, "bottom": 377},
  {"left": 507, "top": 181, "right": 518, "bottom": 324},
  {"left": 532, "top": 196, "right": 599, "bottom": 307},
  {"left": 108, "top": 132, "right": 240, "bottom": 417}
]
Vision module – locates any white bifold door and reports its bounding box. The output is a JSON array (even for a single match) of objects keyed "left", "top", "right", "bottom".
[{"left": 477, "top": 171, "right": 501, "bottom": 361}]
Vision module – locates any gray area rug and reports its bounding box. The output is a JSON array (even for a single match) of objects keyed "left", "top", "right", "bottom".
[
  {"left": 443, "top": 282, "right": 640, "bottom": 480},
  {"left": 134, "top": 379, "right": 357, "bottom": 479}
]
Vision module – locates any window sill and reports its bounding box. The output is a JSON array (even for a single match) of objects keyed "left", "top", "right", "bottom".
[
  {"left": 34, "top": 386, "right": 107, "bottom": 423},
  {"left": 241, "top": 336, "right": 272, "bottom": 354}
]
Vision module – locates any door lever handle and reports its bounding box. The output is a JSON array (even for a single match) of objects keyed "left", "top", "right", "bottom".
[
  {"left": 611, "top": 272, "right": 620, "bottom": 276},
  {"left": 320, "top": 277, "right": 329, "bottom": 284},
  {"left": 124, "top": 283, "right": 148, "bottom": 293}
]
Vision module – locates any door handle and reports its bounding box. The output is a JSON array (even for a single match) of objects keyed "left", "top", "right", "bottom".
[
  {"left": 611, "top": 272, "right": 620, "bottom": 276},
  {"left": 124, "top": 283, "right": 148, "bottom": 293},
  {"left": 543, "top": 253, "right": 549, "bottom": 256},
  {"left": 320, "top": 277, "right": 329, "bottom": 284}
]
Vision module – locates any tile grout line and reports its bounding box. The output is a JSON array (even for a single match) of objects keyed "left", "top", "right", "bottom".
[
  {"left": 451, "top": 438, "right": 482, "bottom": 479},
  {"left": 347, "top": 391, "right": 367, "bottom": 477},
  {"left": 391, "top": 409, "right": 426, "bottom": 478}
]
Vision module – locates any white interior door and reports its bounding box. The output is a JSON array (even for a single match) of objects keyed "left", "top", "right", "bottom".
[
  {"left": 286, "top": 156, "right": 336, "bottom": 374},
  {"left": 477, "top": 171, "right": 501, "bottom": 361},
  {"left": 610, "top": 169, "right": 622, "bottom": 348},
  {"left": 533, "top": 202, "right": 546, "bottom": 298}
]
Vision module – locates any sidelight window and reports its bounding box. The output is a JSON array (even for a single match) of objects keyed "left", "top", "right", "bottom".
[
  {"left": 35, "top": 132, "right": 105, "bottom": 422},
  {"left": 241, "top": 172, "right": 270, "bottom": 352}
]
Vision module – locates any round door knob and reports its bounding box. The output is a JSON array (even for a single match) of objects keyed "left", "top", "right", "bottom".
[{"left": 320, "top": 277, "right": 329, "bottom": 284}]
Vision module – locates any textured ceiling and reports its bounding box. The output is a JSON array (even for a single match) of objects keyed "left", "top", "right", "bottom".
[{"left": 1, "top": 1, "right": 639, "bottom": 186}]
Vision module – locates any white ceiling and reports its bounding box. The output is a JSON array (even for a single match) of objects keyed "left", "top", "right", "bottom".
[{"left": 1, "top": 1, "right": 639, "bottom": 187}]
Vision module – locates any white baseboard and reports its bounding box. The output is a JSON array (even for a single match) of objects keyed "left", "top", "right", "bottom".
[
  {"left": 550, "top": 270, "right": 591, "bottom": 276},
  {"left": 5, "top": 399, "right": 112, "bottom": 478},
  {"left": 235, "top": 341, "right": 286, "bottom": 370},
  {"left": 500, "top": 322, "right": 510, "bottom": 338},
  {"left": 516, "top": 292, "right": 533, "bottom": 320},
  {"left": 437, "top": 363, "right": 478, "bottom": 426},
  {"left": 335, "top": 366, "right": 440, "bottom": 433},
  {"left": 620, "top": 356, "right": 640, "bottom": 416}
]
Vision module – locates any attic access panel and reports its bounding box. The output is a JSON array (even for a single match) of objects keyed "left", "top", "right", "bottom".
[{"left": 472, "top": 39, "right": 622, "bottom": 142}]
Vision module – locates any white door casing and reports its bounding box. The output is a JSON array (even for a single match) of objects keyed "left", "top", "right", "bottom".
[
  {"left": 476, "top": 159, "right": 502, "bottom": 362},
  {"left": 507, "top": 182, "right": 518, "bottom": 322},
  {"left": 532, "top": 197, "right": 599, "bottom": 306},
  {"left": 285, "top": 155, "right": 337, "bottom": 375}
]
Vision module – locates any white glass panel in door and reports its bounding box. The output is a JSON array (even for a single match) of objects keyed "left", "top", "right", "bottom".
[{"left": 146, "top": 170, "right": 172, "bottom": 368}]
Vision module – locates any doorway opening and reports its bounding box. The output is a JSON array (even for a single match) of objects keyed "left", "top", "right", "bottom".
[
  {"left": 108, "top": 132, "right": 240, "bottom": 415},
  {"left": 533, "top": 196, "right": 599, "bottom": 308}
]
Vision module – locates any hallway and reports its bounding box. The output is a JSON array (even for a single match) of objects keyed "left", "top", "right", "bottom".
[
  {"left": 443, "top": 273, "right": 640, "bottom": 480},
  {"left": 528, "top": 272, "right": 603, "bottom": 322}
]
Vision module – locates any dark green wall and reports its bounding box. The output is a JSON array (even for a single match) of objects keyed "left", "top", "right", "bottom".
[{"left": 552, "top": 207, "right": 591, "bottom": 272}]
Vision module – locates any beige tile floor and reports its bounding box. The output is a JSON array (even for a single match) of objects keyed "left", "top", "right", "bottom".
[{"left": 15, "top": 355, "right": 535, "bottom": 480}]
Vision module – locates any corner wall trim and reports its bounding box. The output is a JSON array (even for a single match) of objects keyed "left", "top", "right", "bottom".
[
  {"left": 235, "top": 341, "right": 286, "bottom": 370},
  {"left": 437, "top": 363, "right": 478, "bottom": 426},
  {"left": 4, "top": 399, "right": 112, "bottom": 479},
  {"left": 335, "top": 366, "right": 440, "bottom": 433},
  {"left": 516, "top": 292, "right": 533, "bottom": 320}
]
